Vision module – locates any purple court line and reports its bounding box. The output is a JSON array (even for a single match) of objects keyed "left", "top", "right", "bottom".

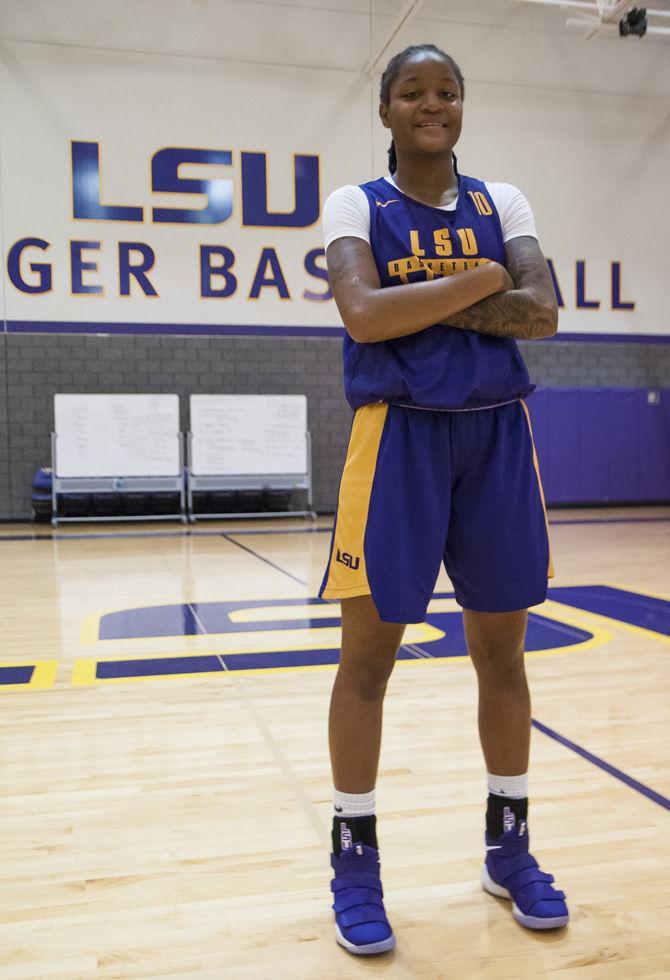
[
  {"left": 1, "top": 516, "right": 669, "bottom": 545},
  {"left": 219, "top": 530, "right": 670, "bottom": 812},
  {"left": 41, "top": 509, "right": 666, "bottom": 811},
  {"left": 220, "top": 533, "right": 426, "bottom": 661},
  {"left": 531, "top": 718, "right": 670, "bottom": 812},
  {"left": 221, "top": 532, "right": 310, "bottom": 587},
  {"left": 0, "top": 526, "right": 332, "bottom": 543},
  {"left": 549, "top": 517, "right": 670, "bottom": 526},
  {"left": 181, "top": 525, "right": 331, "bottom": 535}
]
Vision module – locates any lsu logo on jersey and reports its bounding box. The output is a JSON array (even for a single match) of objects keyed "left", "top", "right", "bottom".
[{"left": 388, "top": 225, "right": 486, "bottom": 284}]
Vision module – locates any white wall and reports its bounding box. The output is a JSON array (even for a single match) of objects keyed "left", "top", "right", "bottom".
[{"left": 1, "top": 0, "right": 669, "bottom": 336}]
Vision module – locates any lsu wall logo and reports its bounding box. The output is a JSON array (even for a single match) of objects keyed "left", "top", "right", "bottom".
[
  {"left": 336, "top": 549, "right": 360, "bottom": 570},
  {"left": 71, "top": 141, "right": 320, "bottom": 227},
  {"left": 7, "top": 141, "right": 331, "bottom": 302}
]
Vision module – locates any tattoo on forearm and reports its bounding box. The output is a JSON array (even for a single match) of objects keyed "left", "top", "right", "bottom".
[
  {"left": 448, "top": 290, "right": 554, "bottom": 339},
  {"left": 448, "top": 237, "right": 558, "bottom": 340}
]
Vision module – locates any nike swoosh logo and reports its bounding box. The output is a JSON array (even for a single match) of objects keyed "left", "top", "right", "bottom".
[
  {"left": 486, "top": 845, "right": 503, "bottom": 851},
  {"left": 334, "top": 806, "right": 343, "bottom": 812},
  {"left": 375, "top": 199, "right": 399, "bottom": 207}
]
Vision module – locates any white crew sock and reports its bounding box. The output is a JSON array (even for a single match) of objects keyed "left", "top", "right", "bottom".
[
  {"left": 333, "top": 788, "right": 376, "bottom": 817},
  {"left": 487, "top": 772, "right": 529, "bottom": 799}
]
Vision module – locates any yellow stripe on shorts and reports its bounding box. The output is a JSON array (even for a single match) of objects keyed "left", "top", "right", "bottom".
[
  {"left": 321, "top": 402, "right": 388, "bottom": 600},
  {"left": 520, "top": 399, "right": 554, "bottom": 579}
]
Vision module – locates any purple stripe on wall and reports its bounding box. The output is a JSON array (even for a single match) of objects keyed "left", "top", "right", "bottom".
[
  {"left": 5, "top": 320, "right": 344, "bottom": 338},
  {"left": 545, "top": 332, "right": 670, "bottom": 344},
  {"left": 3, "top": 320, "right": 670, "bottom": 342}
]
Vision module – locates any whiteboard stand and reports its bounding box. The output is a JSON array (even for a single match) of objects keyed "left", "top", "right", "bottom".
[
  {"left": 187, "top": 430, "right": 317, "bottom": 522},
  {"left": 51, "top": 393, "right": 186, "bottom": 526},
  {"left": 50, "top": 432, "right": 187, "bottom": 526}
]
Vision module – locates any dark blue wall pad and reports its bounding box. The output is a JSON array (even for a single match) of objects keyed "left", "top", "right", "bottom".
[{"left": 527, "top": 387, "right": 670, "bottom": 505}]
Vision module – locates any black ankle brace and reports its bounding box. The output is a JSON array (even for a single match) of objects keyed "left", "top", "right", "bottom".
[
  {"left": 486, "top": 793, "right": 528, "bottom": 838},
  {"left": 332, "top": 814, "right": 378, "bottom": 855}
]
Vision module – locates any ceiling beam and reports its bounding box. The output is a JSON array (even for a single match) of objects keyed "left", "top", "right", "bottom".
[
  {"left": 514, "top": 0, "right": 670, "bottom": 40},
  {"left": 364, "top": 0, "right": 427, "bottom": 78}
]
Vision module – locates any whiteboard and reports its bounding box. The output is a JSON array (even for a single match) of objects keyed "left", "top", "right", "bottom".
[
  {"left": 54, "top": 394, "right": 181, "bottom": 477},
  {"left": 190, "top": 395, "right": 307, "bottom": 476}
]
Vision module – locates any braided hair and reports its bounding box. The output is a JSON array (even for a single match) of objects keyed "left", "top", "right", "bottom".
[{"left": 379, "top": 44, "right": 464, "bottom": 175}]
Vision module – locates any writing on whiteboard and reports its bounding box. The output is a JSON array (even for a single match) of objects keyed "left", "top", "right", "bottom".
[{"left": 190, "top": 395, "right": 307, "bottom": 476}]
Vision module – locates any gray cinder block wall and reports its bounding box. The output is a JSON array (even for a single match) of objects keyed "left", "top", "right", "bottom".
[{"left": 0, "top": 331, "right": 669, "bottom": 520}]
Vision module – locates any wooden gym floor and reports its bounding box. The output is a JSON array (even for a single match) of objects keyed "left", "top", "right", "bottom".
[{"left": 0, "top": 507, "right": 668, "bottom": 979}]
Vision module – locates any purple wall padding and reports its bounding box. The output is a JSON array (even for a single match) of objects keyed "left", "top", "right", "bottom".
[{"left": 525, "top": 388, "right": 670, "bottom": 505}]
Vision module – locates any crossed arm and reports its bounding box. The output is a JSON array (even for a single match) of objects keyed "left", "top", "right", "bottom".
[
  {"left": 326, "top": 234, "right": 558, "bottom": 343},
  {"left": 445, "top": 236, "right": 558, "bottom": 339}
]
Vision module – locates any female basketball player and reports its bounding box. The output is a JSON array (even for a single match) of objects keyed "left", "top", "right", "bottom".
[{"left": 320, "top": 44, "right": 568, "bottom": 955}]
